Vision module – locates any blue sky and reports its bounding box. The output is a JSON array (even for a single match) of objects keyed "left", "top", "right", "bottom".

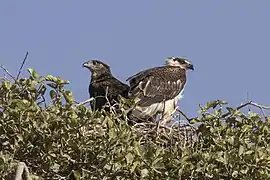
[{"left": 1, "top": 1, "right": 270, "bottom": 117}]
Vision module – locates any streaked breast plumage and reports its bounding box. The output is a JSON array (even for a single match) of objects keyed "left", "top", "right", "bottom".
[{"left": 126, "top": 57, "right": 194, "bottom": 125}]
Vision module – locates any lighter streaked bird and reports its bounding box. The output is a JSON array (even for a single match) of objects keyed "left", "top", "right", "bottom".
[{"left": 126, "top": 57, "right": 194, "bottom": 125}]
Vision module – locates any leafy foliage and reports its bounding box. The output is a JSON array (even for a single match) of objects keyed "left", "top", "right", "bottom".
[{"left": 0, "top": 69, "right": 270, "bottom": 179}]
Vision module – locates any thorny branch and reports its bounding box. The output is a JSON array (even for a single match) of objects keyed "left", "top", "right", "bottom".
[
  {"left": 220, "top": 101, "right": 270, "bottom": 119},
  {"left": 250, "top": 101, "right": 270, "bottom": 120},
  {"left": 250, "top": 101, "right": 270, "bottom": 110},
  {"left": 221, "top": 101, "right": 252, "bottom": 118},
  {"left": 0, "top": 64, "right": 16, "bottom": 82},
  {"left": 0, "top": 52, "right": 29, "bottom": 82},
  {"left": 175, "top": 101, "right": 270, "bottom": 124},
  {"left": 16, "top": 52, "right": 29, "bottom": 80}
]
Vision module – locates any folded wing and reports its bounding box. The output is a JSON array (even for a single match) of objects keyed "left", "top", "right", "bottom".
[{"left": 127, "top": 66, "right": 186, "bottom": 106}]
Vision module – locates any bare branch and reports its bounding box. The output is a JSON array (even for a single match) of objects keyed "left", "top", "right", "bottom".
[
  {"left": 76, "top": 97, "right": 95, "bottom": 107},
  {"left": 246, "top": 92, "right": 251, "bottom": 112},
  {"left": 250, "top": 102, "right": 270, "bottom": 120},
  {"left": 176, "top": 109, "right": 192, "bottom": 122},
  {"left": 221, "top": 101, "right": 252, "bottom": 118},
  {"left": 0, "top": 64, "right": 16, "bottom": 81},
  {"left": 16, "top": 52, "right": 29, "bottom": 80},
  {"left": 250, "top": 102, "right": 270, "bottom": 110}
]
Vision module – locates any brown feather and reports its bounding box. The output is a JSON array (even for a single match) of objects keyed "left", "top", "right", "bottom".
[
  {"left": 127, "top": 66, "right": 186, "bottom": 106},
  {"left": 84, "top": 60, "right": 130, "bottom": 111}
]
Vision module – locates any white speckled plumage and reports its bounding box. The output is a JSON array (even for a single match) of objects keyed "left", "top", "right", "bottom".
[{"left": 127, "top": 57, "right": 193, "bottom": 125}]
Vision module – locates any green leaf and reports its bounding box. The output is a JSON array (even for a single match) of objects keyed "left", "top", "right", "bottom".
[
  {"left": 51, "top": 163, "right": 60, "bottom": 173},
  {"left": 238, "top": 145, "right": 244, "bottom": 156},
  {"left": 70, "top": 170, "right": 81, "bottom": 180},
  {"left": 226, "top": 107, "right": 235, "bottom": 114},
  {"left": 216, "top": 152, "right": 225, "bottom": 163},
  {"left": 205, "top": 100, "right": 227, "bottom": 110},
  {"left": 245, "top": 150, "right": 254, "bottom": 155},
  {"left": 50, "top": 153, "right": 57, "bottom": 158},
  {"left": 220, "top": 100, "right": 228, "bottom": 105},
  {"left": 240, "top": 166, "right": 249, "bottom": 174},
  {"left": 17, "top": 134, "right": 23, "bottom": 142},
  {"left": 50, "top": 90, "right": 57, "bottom": 99},
  {"left": 47, "top": 83, "right": 57, "bottom": 89},
  {"left": 63, "top": 90, "right": 74, "bottom": 104},
  {"left": 1, "top": 80, "right": 12, "bottom": 90},
  {"left": 38, "top": 84, "right": 47, "bottom": 95},
  {"left": 28, "top": 68, "right": 40, "bottom": 79},
  {"left": 58, "top": 77, "right": 70, "bottom": 85},
  {"left": 125, "top": 153, "right": 134, "bottom": 165},
  {"left": 45, "top": 75, "right": 58, "bottom": 82},
  {"left": 141, "top": 169, "right": 149, "bottom": 178},
  {"left": 131, "top": 161, "right": 140, "bottom": 173}
]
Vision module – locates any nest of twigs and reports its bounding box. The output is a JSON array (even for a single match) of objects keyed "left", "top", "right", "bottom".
[{"left": 132, "top": 120, "right": 197, "bottom": 147}]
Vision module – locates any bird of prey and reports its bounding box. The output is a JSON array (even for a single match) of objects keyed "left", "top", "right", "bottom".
[
  {"left": 126, "top": 57, "right": 194, "bottom": 125},
  {"left": 83, "top": 60, "right": 130, "bottom": 111}
]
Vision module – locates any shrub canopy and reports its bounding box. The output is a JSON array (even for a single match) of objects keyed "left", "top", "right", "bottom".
[{"left": 0, "top": 69, "right": 270, "bottom": 179}]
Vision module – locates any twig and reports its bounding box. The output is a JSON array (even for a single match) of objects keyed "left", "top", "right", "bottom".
[
  {"left": 220, "top": 101, "right": 270, "bottom": 119},
  {"left": 14, "top": 162, "right": 30, "bottom": 180},
  {"left": 75, "top": 97, "right": 95, "bottom": 106},
  {"left": 0, "top": 64, "right": 16, "bottom": 81},
  {"left": 170, "top": 120, "right": 181, "bottom": 129},
  {"left": 221, "top": 101, "right": 252, "bottom": 118},
  {"left": 16, "top": 52, "right": 29, "bottom": 80},
  {"left": 250, "top": 102, "right": 270, "bottom": 120},
  {"left": 104, "top": 86, "right": 116, "bottom": 114},
  {"left": 176, "top": 109, "right": 191, "bottom": 122},
  {"left": 247, "top": 92, "right": 251, "bottom": 112},
  {"left": 4, "top": 73, "right": 8, "bottom": 80},
  {"left": 37, "top": 84, "right": 47, "bottom": 107},
  {"left": 250, "top": 102, "right": 270, "bottom": 110}
]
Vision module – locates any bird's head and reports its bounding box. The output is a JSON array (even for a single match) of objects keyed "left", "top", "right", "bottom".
[
  {"left": 165, "top": 57, "right": 194, "bottom": 71},
  {"left": 83, "top": 60, "right": 111, "bottom": 75}
]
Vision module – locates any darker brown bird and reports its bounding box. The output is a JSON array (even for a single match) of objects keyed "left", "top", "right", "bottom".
[{"left": 83, "top": 60, "right": 130, "bottom": 111}]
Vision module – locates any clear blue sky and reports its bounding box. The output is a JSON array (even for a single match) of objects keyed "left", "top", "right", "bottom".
[{"left": 1, "top": 1, "right": 270, "bottom": 117}]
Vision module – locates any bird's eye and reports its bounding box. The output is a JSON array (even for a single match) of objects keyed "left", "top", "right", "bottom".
[
  {"left": 178, "top": 60, "right": 185, "bottom": 64},
  {"left": 92, "top": 61, "right": 97, "bottom": 65}
]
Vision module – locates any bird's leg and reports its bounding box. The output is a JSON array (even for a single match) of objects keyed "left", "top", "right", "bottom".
[
  {"left": 172, "top": 105, "right": 178, "bottom": 115},
  {"left": 160, "top": 98, "right": 177, "bottom": 126},
  {"left": 155, "top": 120, "right": 161, "bottom": 135},
  {"left": 171, "top": 105, "right": 179, "bottom": 119},
  {"left": 160, "top": 98, "right": 170, "bottom": 125},
  {"left": 160, "top": 113, "right": 171, "bottom": 126}
]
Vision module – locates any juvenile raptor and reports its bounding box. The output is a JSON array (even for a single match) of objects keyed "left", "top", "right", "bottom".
[
  {"left": 83, "top": 60, "right": 130, "bottom": 111},
  {"left": 126, "top": 57, "right": 194, "bottom": 125}
]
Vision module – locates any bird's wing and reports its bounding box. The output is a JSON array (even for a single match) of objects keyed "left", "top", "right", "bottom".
[
  {"left": 127, "top": 66, "right": 186, "bottom": 106},
  {"left": 107, "top": 77, "right": 130, "bottom": 98},
  {"left": 90, "top": 75, "right": 129, "bottom": 98}
]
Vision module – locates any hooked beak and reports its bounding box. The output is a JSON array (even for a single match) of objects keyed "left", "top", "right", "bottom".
[
  {"left": 188, "top": 64, "right": 194, "bottom": 71},
  {"left": 82, "top": 61, "right": 91, "bottom": 68}
]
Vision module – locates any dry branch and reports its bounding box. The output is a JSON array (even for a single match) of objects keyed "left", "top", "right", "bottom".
[
  {"left": 250, "top": 101, "right": 270, "bottom": 110},
  {"left": 176, "top": 109, "right": 192, "bottom": 122},
  {"left": 0, "top": 64, "right": 16, "bottom": 81},
  {"left": 221, "top": 101, "right": 252, "bottom": 118},
  {"left": 16, "top": 52, "right": 29, "bottom": 80},
  {"left": 76, "top": 97, "right": 95, "bottom": 107}
]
